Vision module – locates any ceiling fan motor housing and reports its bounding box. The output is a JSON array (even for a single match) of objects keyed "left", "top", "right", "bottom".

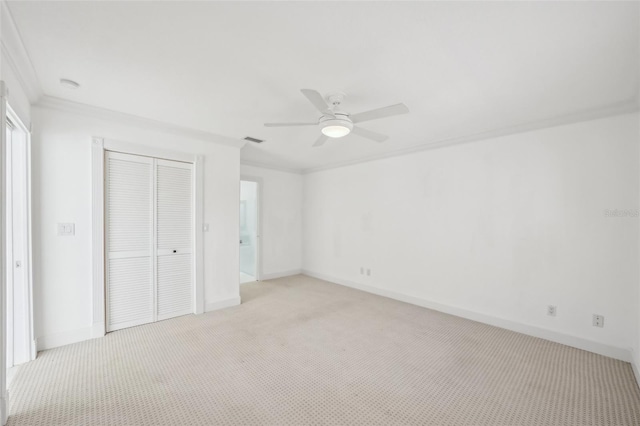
[{"left": 320, "top": 113, "right": 353, "bottom": 138}]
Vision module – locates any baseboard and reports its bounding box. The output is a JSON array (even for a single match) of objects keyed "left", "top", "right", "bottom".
[
  {"left": 0, "top": 394, "right": 6, "bottom": 426},
  {"left": 205, "top": 296, "right": 241, "bottom": 313},
  {"left": 36, "top": 326, "right": 94, "bottom": 351},
  {"left": 302, "top": 270, "right": 631, "bottom": 362},
  {"left": 37, "top": 304, "right": 239, "bottom": 351},
  {"left": 261, "top": 269, "right": 302, "bottom": 280},
  {"left": 631, "top": 349, "right": 640, "bottom": 390},
  {"left": 91, "top": 321, "right": 106, "bottom": 339}
]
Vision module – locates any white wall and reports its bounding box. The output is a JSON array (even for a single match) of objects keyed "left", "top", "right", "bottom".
[
  {"left": 32, "top": 105, "right": 242, "bottom": 349},
  {"left": 303, "top": 112, "right": 639, "bottom": 361},
  {"left": 241, "top": 164, "right": 302, "bottom": 279}
]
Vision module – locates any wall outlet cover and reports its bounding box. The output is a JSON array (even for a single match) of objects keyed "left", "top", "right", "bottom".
[
  {"left": 592, "top": 314, "right": 604, "bottom": 328},
  {"left": 57, "top": 223, "right": 75, "bottom": 236}
]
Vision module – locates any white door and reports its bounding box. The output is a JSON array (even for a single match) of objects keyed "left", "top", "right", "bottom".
[
  {"left": 156, "top": 159, "right": 193, "bottom": 321},
  {"left": 106, "top": 152, "right": 154, "bottom": 332},
  {"left": 5, "top": 118, "right": 31, "bottom": 367},
  {"left": 5, "top": 121, "right": 13, "bottom": 368},
  {"left": 106, "top": 152, "right": 193, "bottom": 332}
]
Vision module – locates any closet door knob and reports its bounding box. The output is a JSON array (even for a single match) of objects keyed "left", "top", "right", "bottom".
[{"left": 173, "top": 249, "right": 177, "bottom": 253}]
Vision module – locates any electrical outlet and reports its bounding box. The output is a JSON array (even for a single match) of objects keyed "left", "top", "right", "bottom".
[
  {"left": 366, "top": 269, "right": 371, "bottom": 276},
  {"left": 592, "top": 314, "right": 604, "bottom": 328},
  {"left": 547, "top": 305, "right": 557, "bottom": 317},
  {"left": 57, "top": 223, "right": 75, "bottom": 236}
]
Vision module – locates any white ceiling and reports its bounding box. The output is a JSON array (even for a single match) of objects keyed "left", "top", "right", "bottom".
[{"left": 7, "top": 1, "right": 639, "bottom": 172}]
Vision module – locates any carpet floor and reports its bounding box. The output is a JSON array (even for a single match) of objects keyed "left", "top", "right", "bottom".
[{"left": 7, "top": 275, "right": 640, "bottom": 425}]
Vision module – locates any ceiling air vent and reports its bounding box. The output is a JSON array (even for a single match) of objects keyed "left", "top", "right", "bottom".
[{"left": 244, "top": 136, "right": 264, "bottom": 143}]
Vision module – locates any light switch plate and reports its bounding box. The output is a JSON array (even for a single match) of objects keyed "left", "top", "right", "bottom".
[{"left": 57, "top": 223, "right": 75, "bottom": 236}]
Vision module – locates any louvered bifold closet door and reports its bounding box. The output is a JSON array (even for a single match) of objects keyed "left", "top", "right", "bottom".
[
  {"left": 156, "top": 159, "right": 193, "bottom": 321},
  {"left": 105, "top": 152, "right": 154, "bottom": 331}
]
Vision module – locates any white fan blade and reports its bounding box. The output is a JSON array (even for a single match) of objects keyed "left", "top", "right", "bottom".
[
  {"left": 312, "top": 134, "right": 329, "bottom": 147},
  {"left": 301, "top": 89, "right": 330, "bottom": 114},
  {"left": 352, "top": 126, "right": 389, "bottom": 143},
  {"left": 350, "top": 103, "right": 409, "bottom": 124},
  {"left": 264, "top": 122, "right": 317, "bottom": 127}
]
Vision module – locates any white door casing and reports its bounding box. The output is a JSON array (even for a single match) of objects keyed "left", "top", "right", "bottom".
[
  {"left": 1, "top": 80, "right": 9, "bottom": 426},
  {"left": 4, "top": 108, "right": 33, "bottom": 368},
  {"left": 5, "top": 121, "right": 13, "bottom": 369},
  {"left": 93, "top": 138, "right": 204, "bottom": 337}
]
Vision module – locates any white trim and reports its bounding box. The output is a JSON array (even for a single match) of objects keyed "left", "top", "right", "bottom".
[
  {"left": 91, "top": 138, "right": 106, "bottom": 337},
  {"left": 261, "top": 269, "right": 302, "bottom": 281},
  {"left": 36, "top": 96, "right": 245, "bottom": 148},
  {"left": 1, "top": 79, "right": 9, "bottom": 426},
  {"left": 92, "top": 138, "right": 205, "bottom": 335},
  {"left": 302, "top": 270, "right": 632, "bottom": 362},
  {"left": 205, "top": 296, "right": 241, "bottom": 313},
  {"left": 22, "top": 109, "right": 35, "bottom": 362},
  {"left": 5, "top": 104, "right": 34, "bottom": 366},
  {"left": 104, "top": 138, "right": 195, "bottom": 163},
  {"left": 0, "top": 1, "right": 43, "bottom": 103},
  {"left": 36, "top": 326, "right": 94, "bottom": 351},
  {"left": 194, "top": 156, "right": 205, "bottom": 314},
  {"left": 151, "top": 156, "right": 158, "bottom": 324},
  {"left": 240, "top": 176, "right": 263, "bottom": 281},
  {"left": 91, "top": 322, "right": 105, "bottom": 339},
  {"left": 631, "top": 349, "right": 640, "bottom": 390},
  {"left": 241, "top": 160, "right": 302, "bottom": 175},
  {"left": 302, "top": 99, "right": 640, "bottom": 174}
]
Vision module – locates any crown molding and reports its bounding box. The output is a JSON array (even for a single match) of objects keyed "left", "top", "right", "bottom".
[
  {"left": 240, "top": 160, "right": 303, "bottom": 175},
  {"left": 35, "top": 95, "right": 247, "bottom": 149},
  {"left": 302, "top": 98, "right": 640, "bottom": 174},
  {"left": 0, "top": 1, "right": 43, "bottom": 102}
]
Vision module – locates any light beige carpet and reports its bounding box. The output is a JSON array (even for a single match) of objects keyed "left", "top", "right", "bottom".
[{"left": 8, "top": 275, "right": 640, "bottom": 425}]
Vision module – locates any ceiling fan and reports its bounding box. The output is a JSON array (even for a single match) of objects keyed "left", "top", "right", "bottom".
[{"left": 264, "top": 89, "right": 409, "bottom": 147}]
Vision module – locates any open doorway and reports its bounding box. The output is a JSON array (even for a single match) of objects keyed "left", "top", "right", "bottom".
[
  {"left": 5, "top": 107, "right": 34, "bottom": 375},
  {"left": 239, "top": 179, "right": 260, "bottom": 284}
]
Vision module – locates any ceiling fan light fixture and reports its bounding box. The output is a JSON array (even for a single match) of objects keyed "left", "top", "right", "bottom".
[
  {"left": 320, "top": 118, "right": 353, "bottom": 138},
  {"left": 60, "top": 78, "right": 80, "bottom": 89}
]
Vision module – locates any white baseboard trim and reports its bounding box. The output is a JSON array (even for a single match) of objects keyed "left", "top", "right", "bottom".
[
  {"left": 36, "top": 326, "right": 95, "bottom": 351},
  {"left": 1, "top": 395, "right": 6, "bottom": 426},
  {"left": 630, "top": 349, "right": 640, "bottom": 390},
  {"left": 302, "top": 270, "right": 631, "bottom": 363},
  {"left": 37, "top": 303, "right": 239, "bottom": 351},
  {"left": 205, "top": 296, "right": 241, "bottom": 313},
  {"left": 261, "top": 269, "right": 302, "bottom": 280},
  {"left": 91, "top": 321, "right": 106, "bottom": 339}
]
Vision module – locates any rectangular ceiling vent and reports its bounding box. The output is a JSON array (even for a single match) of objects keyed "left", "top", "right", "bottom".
[{"left": 244, "top": 136, "right": 264, "bottom": 144}]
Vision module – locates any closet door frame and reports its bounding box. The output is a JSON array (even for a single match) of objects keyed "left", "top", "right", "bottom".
[{"left": 92, "top": 137, "right": 204, "bottom": 338}]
